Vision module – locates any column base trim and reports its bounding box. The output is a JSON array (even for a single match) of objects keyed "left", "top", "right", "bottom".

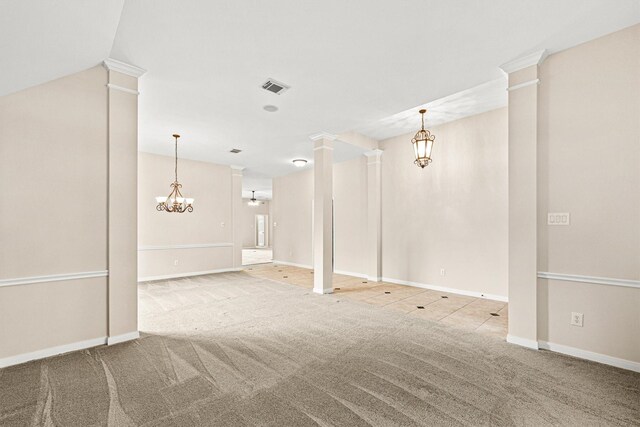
[
  {"left": 506, "top": 334, "right": 539, "bottom": 350},
  {"left": 313, "top": 288, "right": 333, "bottom": 295},
  {"left": 0, "top": 336, "right": 107, "bottom": 369},
  {"left": 107, "top": 331, "right": 140, "bottom": 346}
]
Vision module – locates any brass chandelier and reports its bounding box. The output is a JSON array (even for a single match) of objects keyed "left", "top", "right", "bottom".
[
  {"left": 411, "top": 109, "right": 436, "bottom": 168},
  {"left": 155, "top": 134, "right": 194, "bottom": 213}
]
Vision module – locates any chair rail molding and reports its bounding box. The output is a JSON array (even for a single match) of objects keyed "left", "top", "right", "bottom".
[
  {"left": 0, "top": 270, "right": 108, "bottom": 288},
  {"left": 537, "top": 272, "right": 640, "bottom": 289},
  {"left": 138, "top": 243, "right": 233, "bottom": 251}
]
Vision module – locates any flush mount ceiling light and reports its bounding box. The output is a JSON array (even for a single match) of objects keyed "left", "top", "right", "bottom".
[
  {"left": 411, "top": 109, "right": 436, "bottom": 168},
  {"left": 155, "top": 134, "right": 194, "bottom": 213},
  {"left": 248, "top": 190, "right": 260, "bottom": 206},
  {"left": 263, "top": 105, "right": 278, "bottom": 112},
  {"left": 292, "top": 159, "right": 307, "bottom": 167}
]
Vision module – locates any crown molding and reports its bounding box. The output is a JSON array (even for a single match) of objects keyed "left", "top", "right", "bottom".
[
  {"left": 364, "top": 149, "right": 384, "bottom": 157},
  {"left": 309, "top": 132, "right": 337, "bottom": 141},
  {"left": 103, "top": 58, "right": 146, "bottom": 78},
  {"left": 499, "top": 49, "right": 548, "bottom": 74},
  {"left": 106, "top": 83, "right": 140, "bottom": 95},
  {"left": 230, "top": 165, "right": 245, "bottom": 171}
]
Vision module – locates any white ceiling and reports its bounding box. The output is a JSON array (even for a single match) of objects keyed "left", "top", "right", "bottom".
[
  {"left": 0, "top": 1, "right": 125, "bottom": 96},
  {"left": 2, "top": 1, "right": 639, "bottom": 200}
]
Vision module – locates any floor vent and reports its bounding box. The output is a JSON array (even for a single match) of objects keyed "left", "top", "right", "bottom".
[
  {"left": 417, "top": 306, "right": 425, "bottom": 309},
  {"left": 384, "top": 291, "right": 391, "bottom": 294},
  {"left": 261, "top": 78, "right": 290, "bottom": 95},
  {"left": 490, "top": 313, "right": 500, "bottom": 316},
  {"left": 229, "top": 148, "right": 242, "bottom": 153},
  {"left": 441, "top": 296, "right": 448, "bottom": 299}
]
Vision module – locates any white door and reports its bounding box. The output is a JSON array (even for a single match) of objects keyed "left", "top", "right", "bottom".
[{"left": 256, "top": 215, "right": 266, "bottom": 247}]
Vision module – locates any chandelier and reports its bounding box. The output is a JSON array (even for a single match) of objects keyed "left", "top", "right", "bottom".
[
  {"left": 411, "top": 109, "right": 436, "bottom": 168},
  {"left": 248, "top": 190, "right": 260, "bottom": 206},
  {"left": 155, "top": 134, "right": 194, "bottom": 213}
]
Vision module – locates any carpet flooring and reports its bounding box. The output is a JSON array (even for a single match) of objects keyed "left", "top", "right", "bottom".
[{"left": 1, "top": 272, "right": 639, "bottom": 426}]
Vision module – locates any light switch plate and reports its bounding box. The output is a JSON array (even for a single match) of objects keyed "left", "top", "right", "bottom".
[{"left": 548, "top": 213, "right": 570, "bottom": 225}]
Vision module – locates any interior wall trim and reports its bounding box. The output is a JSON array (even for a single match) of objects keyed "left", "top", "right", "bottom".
[
  {"left": 138, "top": 243, "right": 233, "bottom": 251},
  {"left": 138, "top": 267, "right": 242, "bottom": 282},
  {"left": 537, "top": 272, "right": 640, "bottom": 289},
  {"left": 333, "top": 269, "right": 368, "bottom": 279},
  {"left": 272, "top": 260, "right": 313, "bottom": 269},
  {"left": 106, "top": 83, "right": 140, "bottom": 95},
  {"left": 107, "top": 331, "right": 140, "bottom": 346},
  {"left": 506, "top": 334, "right": 539, "bottom": 350},
  {"left": 539, "top": 340, "right": 640, "bottom": 373},
  {"left": 0, "top": 336, "right": 107, "bottom": 369},
  {"left": 506, "top": 79, "right": 540, "bottom": 91},
  {"left": 0, "top": 270, "right": 108, "bottom": 288},
  {"left": 382, "top": 276, "right": 508, "bottom": 302}
]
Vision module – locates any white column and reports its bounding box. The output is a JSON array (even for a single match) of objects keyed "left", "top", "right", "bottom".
[
  {"left": 500, "top": 50, "right": 547, "bottom": 350},
  {"left": 364, "top": 149, "right": 383, "bottom": 281},
  {"left": 230, "top": 165, "right": 244, "bottom": 269},
  {"left": 103, "top": 58, "right": 145, "bottom": 344},
  {"left": 311, "top": 133, "right": 335, "bottom": 294}
]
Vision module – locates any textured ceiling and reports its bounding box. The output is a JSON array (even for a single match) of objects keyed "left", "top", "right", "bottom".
[{"left": 2, "top": 0, "right": 639, "bottom": 200}]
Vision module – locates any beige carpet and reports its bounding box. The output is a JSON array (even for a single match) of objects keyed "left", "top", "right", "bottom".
[{"left": 1, "top": 272, "right": 639, "bottom": 426}]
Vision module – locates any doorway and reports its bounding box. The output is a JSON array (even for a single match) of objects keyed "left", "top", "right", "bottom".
[{"left": 255, "top": 214, "right": 268, "bottom": 247}]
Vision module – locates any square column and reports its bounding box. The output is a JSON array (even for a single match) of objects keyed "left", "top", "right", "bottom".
[
  {"left": 103, "top": 59, "right": 145, "bottom": 344},
  {"left": 500, "top": 50, "right": 547, "bottom": 350},
  {"left": 311, "top": 133, "right": 335, "bottom": 294},
  {"left": 231, "top": 166, "right": 244, "bottom": 269},
  {"left": 364, "top": 149, "right": 383, "bottom": 281}
]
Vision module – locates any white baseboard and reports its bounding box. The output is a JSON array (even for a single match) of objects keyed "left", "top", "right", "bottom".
[
  {"left": 272, "top": 260, "right": 313, "bottom": 269},
  {"left": 0, "top": 336, "right": 107, "bottom": 369},
  {"left": 506, "top": 334, "right": 539, "bottom": 350},
  {"left": 539, "top": 340, "right": 640, "bottom": 373},
  {"left": 381, "top": 276, "right": 508, "bottom": 302},
  {"left": 334, "top": 269, "right": 368, "bottom": 279},
  {"left": 138, "top": 267, "right": 242, "bottom": 282},
  {"left": 107, "top": 331, "right": 140, "bottom": 345}
]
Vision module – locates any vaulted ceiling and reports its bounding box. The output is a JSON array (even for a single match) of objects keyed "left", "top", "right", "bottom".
[{"left": 2, "top": 1, "right": 639, "bottom": 198}]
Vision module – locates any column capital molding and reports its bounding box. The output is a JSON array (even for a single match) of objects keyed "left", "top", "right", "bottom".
[
  {"left": 230, "top": 165, "right": 244, "bottom": 175},
  {"left": 499, "top": 49, "right": 548, "bottom": 74},
  {"left": 309, "top": 132, "right": 337, "bottom": 142},
  {"left": 103, "top": 58, "right": 146, "bottom": 78},
  {"left": 364, "top": 149, "right": 384, "bottom": 158}
]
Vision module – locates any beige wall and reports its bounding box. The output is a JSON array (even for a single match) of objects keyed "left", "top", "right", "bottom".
[
  {"left": 0, "top": 65, "right": 139, "bottom": 361},
  {"left": 241, "top": 199, "right": 270, "bottom": 248},
  {"left": 273, "top": 109, "right": 508, "bottom": 299},
  {"left": 272, "top": 169, "right": 314, "bottom": 266},
  {"left": 334, "top": 157, "right": 368, "bottom": 275},
  {"left": 272, "top": 157, "right": 368, "bottom": 271},
  {"left": 381, "top": 108, "right": 509, "bottom": 298},
  {"left": 536, "top": 24, "right": 640, "bottom": 362},
  {"left": 138, "top": 152, "right": 235, "bottom": 279}
]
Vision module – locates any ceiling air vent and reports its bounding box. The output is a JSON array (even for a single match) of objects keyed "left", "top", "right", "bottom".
[
  {"left": 261, "top": 78, "right": 290, "bottom": 95},
  {"left": 230, "top": 148, "right": 242, "bottom": 153}
]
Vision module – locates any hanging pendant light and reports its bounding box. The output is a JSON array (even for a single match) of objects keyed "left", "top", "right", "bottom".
[
  {"left": 248, "top": 190, "right": 260, "bottom": 207},
  {"left": 411, "top": 109, "right": 436, "bottom": 168},
  {"left": 155, "top": 134, "right": 194, "bottom": 213}
]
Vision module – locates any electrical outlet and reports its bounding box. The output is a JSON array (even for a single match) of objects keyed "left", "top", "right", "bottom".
[
  {"left": 440, "top": 268, "right": 446, "bottom": 276},
  {"left": 273, "top": 222, "right": 277, "bottom": 227},
  {"left": 548, "top": 213, "right": 570, "bottom": 225},
  {"left": 571, "top": 312, "right": 584, "bottom": 327},
  {"left": 220, "top": 222, "right": 225, "bottom": 227},
  {"left": 174, "top": 259, "right": 179, "bottom": 266}
]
